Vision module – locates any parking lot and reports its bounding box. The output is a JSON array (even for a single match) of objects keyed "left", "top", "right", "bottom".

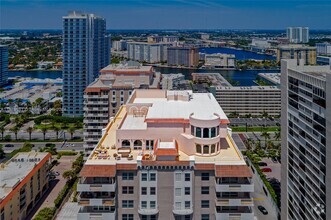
[{"left": 230, "top": 118, "right": 280, "bottom": 127}]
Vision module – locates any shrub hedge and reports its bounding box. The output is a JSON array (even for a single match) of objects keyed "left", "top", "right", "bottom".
[{"left": 33, "top": 207, "right": 55, "bottom": 220}]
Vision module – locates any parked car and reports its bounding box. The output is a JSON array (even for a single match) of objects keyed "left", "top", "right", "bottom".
[
  {"left": 258, "top": 205, "right": 268, "bottom": 215},
  {"left": 4, "top": 144, "right": 14, "bottom": 148},
  {"left": 258, "top": 162, "right": 268, "bottom": 166},
  {"left": 261, "top": 167, "right": 272, "bottom": 172}
]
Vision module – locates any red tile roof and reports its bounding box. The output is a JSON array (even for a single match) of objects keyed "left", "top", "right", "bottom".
[
  {"left": 80, "top": 165, "right": 116, "bottom": 177},
  {"left": 116, "top": 163, "right": 137, "bottom": 170},
  {"left": 195, "top": 163, "right": 215, "bottom": 170},
  {"left": 215, "top": 165, "right": 253, "bottom": 178}
]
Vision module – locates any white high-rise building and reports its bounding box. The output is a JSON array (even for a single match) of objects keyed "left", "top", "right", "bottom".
[
  {"left": 62, "top": 11, "right": 110, "bottom": 116},
  {"left": 286, "top": 27, "right": 309, "bottom": 43},
  {"left": 281, "top": 59, "right": 331, "bottom": 220}
]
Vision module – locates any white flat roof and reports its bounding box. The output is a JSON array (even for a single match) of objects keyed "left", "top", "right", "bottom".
[{"left": 145, "top": 93, "right": 227, "bottom": 120}]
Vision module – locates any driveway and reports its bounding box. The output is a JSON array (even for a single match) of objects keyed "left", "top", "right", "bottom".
[{"left": 26, "top": 155, "right": 79, "bottom": 220}]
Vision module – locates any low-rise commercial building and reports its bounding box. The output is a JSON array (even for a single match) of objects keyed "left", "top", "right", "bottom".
[
  {"left": 78, "top": 90, "right": 254, "bottom": 220},
  {"left": 83, "top": 62, "right": 161, "bottom": 158},
  {"left": 167, "top": 47, "right": 199, "bottom": 67},
  {"left": 0, "top": 152, "right": 51, "bottom": 220},
  {"left": 204, "top": 53, "right": 235, "bottom": 69},
  {"left": 277, "top": 44, "right": 316, "bottom": 65}
]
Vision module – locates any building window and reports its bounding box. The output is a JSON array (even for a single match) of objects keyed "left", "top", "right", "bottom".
[
  {"left": 122, "top": 186, "right": 134, "bottom": 194},
  {"left": 185, "top": 201, "right": 191, "bottom": 209},
  {"left": 201, "top": 214, "right": 209, "bottom": 220},
  {"left": 211, "top": 127, "right": 216, "bottom": 137},
  {"left": 122, "top": 172, "right": 134, "bottom": 180},
  {"left": 150, "top": 187, "right": 156, "bottom": 195},
  {"left": 141, "top": 173, "right": 148, "bottom": 181},
  {"left": 184, "top": 187, "right": 190, "bottom": 195},
  {"left": 201, "top": 200, "right": 209, "bottom": 208},
  {"left": 150, "top": 201, "right": 156, "bottom": 209},
  {"left": 185, "top": 173, "right": 190, "bottom": 181},
  {"left": 196, "top": 144, "right": 201, "bottom": 154},
  {"left": 175, "top": 188, "right": 181, "bottom": 196},
  {"left": 196, "top": 127, "right": 201, "bottom": 137},
  {"left": 211, "top": 144, "right": 216, "bottom": 154},
  {"left": 122, "top": 214, "right": 134, "bottom": 220},
  {"left": 203, "top": 145, "right": 209, "bottom": 154},
  {"left": 122, "top": 200, "right": 134, "bottom": 208},
  {"left": 175, "top": 202, "right": 181, "bottom": 209},
  {"left": 201, "top": 173, "right": 209, "bottom": 181},
  {"left": 150, "top": 173, "right": 156, "bottom": 181},
  {"left": 141, "top": 201, "right": 147, "bottom": 209},
  {"left": 201, "top": 187, "right": 209, "bottom": 194},
  {"left": 203, "top": 128, "right": 209, "bottom": 138},
  {"left": 175, "top": 173, "right": 181, "bottom": 181},
  {"left": 141, "top": 187, "right": 147, "bottom": 195}
]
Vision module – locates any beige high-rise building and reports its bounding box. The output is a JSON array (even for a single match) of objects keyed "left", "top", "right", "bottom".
[
  {"left": 83, "top": 62, "right": 161, "bottom": 158},
  {"left": 277, "top": 44, "right": 316, "bottom": 65},
  {"left": 0, "top": 152, "right": 51, "bottom": 220},
  {"left": 78, "top": 90, "right": 254, "bottom": 220}
]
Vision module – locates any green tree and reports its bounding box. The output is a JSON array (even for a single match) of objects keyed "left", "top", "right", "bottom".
[
  {"left": 67, "top": 127, "right": 76, "bottom": 140},
  {"left": 0, "top": 145, "right": 5, "bottom": 159},
  {"left": 41, "top": 126, "right": 48, "bottom": 140},
  {"left": 53, "top": 126, "right": 61, "bottom": 140},
  {"left": 261, "top": 131, "right": 270, "bottom": 149},
  {"left": 10, "top": 126, "right": 20, "bottom": 140},
  {"left": 26, "top": 126, "right": 34, "bottom": 141},
  {"left": 62, "top": 170, "right": 77, "bottom": 181},
  {"left": 0, "top": 126, "right": 5, "bottom": 140}
]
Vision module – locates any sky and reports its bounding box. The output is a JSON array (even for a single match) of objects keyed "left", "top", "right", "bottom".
[{"left": 1, "top": 0, "right": 331, "bottom": 30}]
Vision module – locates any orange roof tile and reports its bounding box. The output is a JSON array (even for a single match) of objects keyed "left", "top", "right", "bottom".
[
  {"left": 195, "top": 163, "right": 215, "bottom": 170},
  {"left": 80, "top": 165, "right": 116, "bottom": 177},
  {"left": 141, "top": 161, "right": 190, "bottom": 166},
  {"left": 155, "top": 148, "right": 178, "bottom": 156},
  {"left": 116, "top": 163, "right": 137, "bottom": 170},
  {"left": 215, "top": 165, "right": 253, "bottom": 178}
]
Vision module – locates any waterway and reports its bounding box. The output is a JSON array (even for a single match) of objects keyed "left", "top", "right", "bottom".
[{"left": 199, "top": 47, "right": 276, "bottom": 60}]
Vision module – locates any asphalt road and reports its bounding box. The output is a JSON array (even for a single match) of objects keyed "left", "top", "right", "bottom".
[{"left": 2, "top": 141, "right": 84, "bottom": 153}]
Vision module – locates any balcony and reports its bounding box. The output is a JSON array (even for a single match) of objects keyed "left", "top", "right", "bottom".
[
  {"left": 78, "top": 197, "right": 115, "bottom": 206},
  {"left": 78, "top": 207, "right": 116, "bottom": 220},
  {"left": 138, "top": 206, "right": 159, "bottom": 215},
  {"left": 215, "top": 178, "right": 254, "bottom": 192},
  {"left": 215, "top": 198, "right": 253, "bottom": 206},
  {"left": 216, "top": 207, "right": 254, "bottom": 220},
  {"left": 172, "top": 206, "right": 194, "bottom": 215},
  {"left": 77, "top": 178, "right": 116, "bottom": 192}
]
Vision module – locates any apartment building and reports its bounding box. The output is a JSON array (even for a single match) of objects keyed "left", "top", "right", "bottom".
[
  {"left": 192, "top": 73, "right": 281, "bottom": 116},
  {"left": 281, "top": 59, "right": 331, "bottom": 220},
  {"left": 83, "top": 62, "right": 161, "bottom": 158},
  {"left": 62, "top": 11, "right": 110, "bottom": 116},
  {"left": 167, "top": 47, "right": 199, "bottom": 67},
  {"left": 0, "top": 45, "right": 8, "bottom": 87},
  {"left": 112, "top": 40, "right": 128, "bottom": 51},
  {"left": 204, "top": 53, "right": 235, "bottom": 69},
  {"left": 286, "top": 27, "right": 309, "bottom": 43},
  {"left": 78, "top": 90, "right": 254, "bottom": 220},
  {"left": 316, "top": 43, "right": 331, "bottom": 56},
  {"left": 277, "top": 44, "right": 316, "bottom": 65},
  {"left": 161, "top": 73, "right": 185, "bottom": 90},
  {"left": 147, "top": 35, "right": 179, "bottom": 43},
  {"left": 127, "top": 42, "right": 173, "bottom": 63},
  {"left": 0, "top": 152, "right": 51, "bottom": 220}
]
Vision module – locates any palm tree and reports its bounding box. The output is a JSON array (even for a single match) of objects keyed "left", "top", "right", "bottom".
[
  {"left": 67, "top": 127, "right": 76, "bottom": 140},
  {"left": 41, "top": 126, "right": 48, "bottom": 140},
  {"left": 26, "top": 126, "right": 34, "bottom": 141},
  {"left": 10, "top": 126, "right": 20, "bottom": 140},
  {"left": 62, "top": 170, "right": 76, "bottom": 181},
  {"left": 260, "top": 111, "right": 269, "bottom": 131},
  {"left": 274, "top": 131, "right": 281, "bottom": 141},
  {"left": 0, "top": 126, "right": 5, "bottom": 140},
  {"left": 261, "top": 131, "right": 270, "bottom": 149},
  {"left": 53, "top": 126, "right": 61, "bottom": 140}
]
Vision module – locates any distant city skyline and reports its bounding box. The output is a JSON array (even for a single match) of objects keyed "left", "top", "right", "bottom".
[{"left": 1, "top": 0, "right": 331, "bottom": 30}]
